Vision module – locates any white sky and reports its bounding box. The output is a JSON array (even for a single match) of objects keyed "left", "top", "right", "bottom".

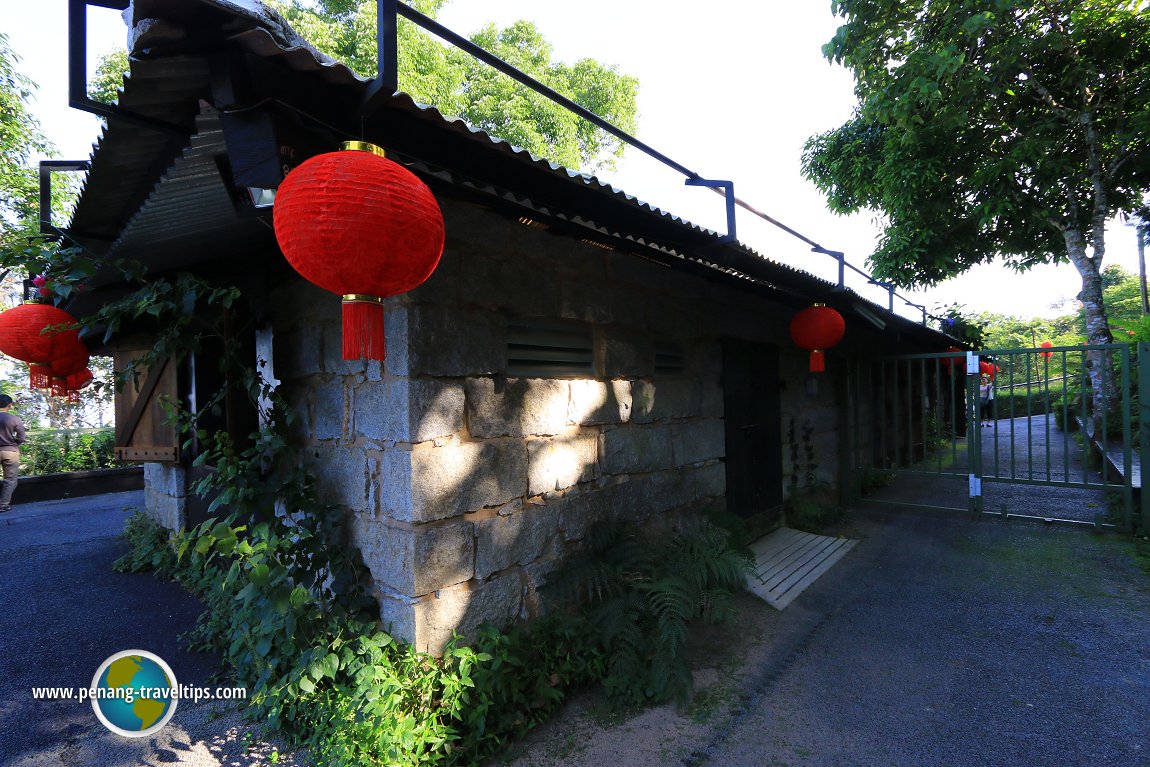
[{"left": 2, "top": 0, "right": 1144, "bottom": 322}]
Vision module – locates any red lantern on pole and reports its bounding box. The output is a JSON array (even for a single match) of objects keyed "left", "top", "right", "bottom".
[
  {"left": 1040, "top": 341, "right": 1053, "bottom": 358},
  {"left": 273, "top": 141, "right": 445, "bottom": 362},
  {"left": 0, "top": 303, "right": 81, "bottom": 388},
  {"left": 789, "top": 304, "right": 846, "bottom": 373}
]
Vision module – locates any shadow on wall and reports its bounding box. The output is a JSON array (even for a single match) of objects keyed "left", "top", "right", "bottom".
[{"left": 364, "top": 370, "right": 722, "bottom": 655}]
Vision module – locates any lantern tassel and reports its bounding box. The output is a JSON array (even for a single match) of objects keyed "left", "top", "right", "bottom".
[
  {"left": 342, "top": 296, "right": 385, "bottom": 361},
  {"left": 29, "top": 364, "right": 51, "bottom": 389},
  {"left": 809, "top": 350, "right": 825, "bottom": 373}
]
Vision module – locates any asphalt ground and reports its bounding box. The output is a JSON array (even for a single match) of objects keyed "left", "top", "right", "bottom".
[
  {"left": 2, "top": 482, "right": 1147, "bottom": 767},
  {"left": 0, "top": 491, "right": 297, "bottom": 767},
  {"left": 695, "top": 505, "right": 1150, "bottom": 767},
  {"left": 867, "top": 414, "right": 1122, "bottom": 525}
]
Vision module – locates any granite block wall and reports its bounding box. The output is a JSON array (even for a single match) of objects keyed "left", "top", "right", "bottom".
[{"left": 246, "top": 197, "right": 842, "bottom": 653}]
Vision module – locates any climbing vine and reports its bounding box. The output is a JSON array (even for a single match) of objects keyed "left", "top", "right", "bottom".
[{"left": 784, "top": 416, "right": 843, "bottom": 533}]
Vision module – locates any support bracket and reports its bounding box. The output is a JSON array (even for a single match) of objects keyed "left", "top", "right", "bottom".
[
  {"left": 39, "top": 160, "right": 90, "bottom": 236},
  {"left": 67, "top": 0, "right": 187, "bottom": 135},
  {"left": 684, "top": 177, "right": 736, "bottom": 243}
]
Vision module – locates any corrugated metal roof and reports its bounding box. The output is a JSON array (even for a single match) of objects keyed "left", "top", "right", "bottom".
[
  {"left": 112, "top": 110, "right": 271, "bottom": 267},
  {"left": 69, "top": 55, "right": 210, "bottom": 243},
  {"left": 66, "top": 0, "right": 949, "bottom": 344}
]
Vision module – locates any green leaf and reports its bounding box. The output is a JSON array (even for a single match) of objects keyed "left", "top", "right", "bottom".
[
  {"left": 289, "top": 586, "right": 310, "bottom": 609},
  {"left": 320, "top": 651, "right": 340, "bottom": 679}
]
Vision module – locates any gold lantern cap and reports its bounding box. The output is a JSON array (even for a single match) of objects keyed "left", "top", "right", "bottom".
[{"left": 341, "top": 141, "right": 387, "bottom": 158}]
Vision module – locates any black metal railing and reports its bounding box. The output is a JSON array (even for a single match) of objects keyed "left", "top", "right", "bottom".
[{"left": 371, "top": 0, "right": 934, "bottom": 325}]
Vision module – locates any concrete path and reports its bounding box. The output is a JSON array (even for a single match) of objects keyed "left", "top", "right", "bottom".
[
  {"left": 503, "top": 506, "right": 1150, "bottom": 767},
  {"left": 0, "top": 492, "right": 297, "bottom": 767}
]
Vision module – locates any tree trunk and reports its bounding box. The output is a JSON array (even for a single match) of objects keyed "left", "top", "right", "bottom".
[
  {"left": 1064, "top": 227, "right": 1116, "bottom": 438},
  {"left": 46, "top": 398, "right": 76, "bottom": 429},
  {"left": 1139, "top": 221, "right": 1149, "bottom": 316}
]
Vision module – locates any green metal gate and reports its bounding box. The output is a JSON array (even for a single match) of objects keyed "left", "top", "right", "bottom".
[{"left": 847, "top": 344, "right": 1145, "bottom": 532}]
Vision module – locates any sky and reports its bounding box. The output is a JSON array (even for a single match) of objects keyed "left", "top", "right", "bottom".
[{"left": 1, "top": 0, "right": 1145, "bottom": 323}]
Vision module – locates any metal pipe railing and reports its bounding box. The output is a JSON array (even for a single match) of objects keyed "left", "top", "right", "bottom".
[{"left": 377, "top": 1, "right": 938, "bottom": 324}]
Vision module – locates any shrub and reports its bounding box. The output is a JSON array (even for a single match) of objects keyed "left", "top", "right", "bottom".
[
  {"left": 118, "top": 506, "right": 756, "bottom": 754},
  {"left": 20, "top": 429, "right": 121, "bottom": 475},
  {"left": 542, "top": 518, "right": 753, "bottom": 707},
  {"left": 785, "top": 487, "right": 846, "bottom": 533},
  {"left": 1052, "top": 391, "right": 1081, "bottom": 432},
  {"left": 115, "top": 511, "right": 609, "bottom": 766}
]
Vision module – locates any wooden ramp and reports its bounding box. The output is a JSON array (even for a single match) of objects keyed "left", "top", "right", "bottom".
[{"left": 746, "top": 527, "right": 857, "bottom": 610}]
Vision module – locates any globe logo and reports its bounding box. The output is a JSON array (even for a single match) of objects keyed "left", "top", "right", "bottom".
[{"left": 90, "top": 650, "right": 178, "bottom": 737}]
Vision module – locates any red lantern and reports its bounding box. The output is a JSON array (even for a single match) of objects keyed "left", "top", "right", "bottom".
[
  {"left": 1040, "top": 341, "right": 1053, "bottom": 358},
  {"left": 789, "top": 304, "right": 846, "bottom": 373},
  {"left": 0, "top": 304, "right": 81, "bottom": 388},
  {"left": 66, "top": 368, "right": 94, "bottom": 392},
  {"left": 48, "top": 342, "right": 89, "bottom": 398},
  {"left": 978, "top": 360, "right": 999, "bottom": 379},
  {"left": 940, "top": 346, "right": 964, "bottom": 374},
  {"left": 54, "top": 369, "right": 93, "bottom": 400},
  {"left": 273, "top": 141, "right": 445, "bottom": 361}
]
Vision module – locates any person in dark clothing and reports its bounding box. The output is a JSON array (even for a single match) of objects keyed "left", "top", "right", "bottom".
[{"left": 0, "top": 394, "right": 27, "bottom": 512}]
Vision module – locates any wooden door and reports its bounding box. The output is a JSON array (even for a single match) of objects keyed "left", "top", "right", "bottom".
[{"left": 722, "top": 340, "right": 783, "bottom": 522}]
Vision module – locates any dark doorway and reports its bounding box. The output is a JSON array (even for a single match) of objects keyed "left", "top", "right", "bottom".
[{"left": 722, "top": 340, "right": 783, "bottom": 524}]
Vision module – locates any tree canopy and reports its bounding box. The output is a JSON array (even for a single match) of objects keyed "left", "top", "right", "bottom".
[
  {"left": 274, "top": 0, "right": 639, "bottom": 172},
  {"left": 0, "top": 32, "right": 52, "bottom": 255},
  {"left": 803, "top": 0, "right": 1149, "bottom": 288},
  {"left": 802, "top": 0, "right": 1150, "bottom": 421},
  {"left": 91, "top": 1, "right": 639, "bottom": 174}
]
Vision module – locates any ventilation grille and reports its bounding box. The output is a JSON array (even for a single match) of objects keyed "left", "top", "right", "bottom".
[
  {"left": 654, "top": 342, "right": 686, "bottom": 375},
  {"left": 507, "top": 320, "right": 594, "bottom": 378}
]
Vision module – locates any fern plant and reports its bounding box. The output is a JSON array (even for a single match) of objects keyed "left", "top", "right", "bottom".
[{"left": 544, "top": 519, "right": 752, "bottom": 706}]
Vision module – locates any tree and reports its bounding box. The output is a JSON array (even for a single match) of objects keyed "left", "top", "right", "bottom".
[
  {"left": 91, "top": 1, "right": 639, "bottom": 173},
  {"left": 88, "top": 47, "right": 128, "bottom": 107},
  {"left": 275, "top": 0, "right": 639, "bottom": 172},
  {"left": 802, "top": 0, "right": 1150, "bottom": 429},
  {"left": 0, "top": 33, "right": 53, "bottom": 259}
]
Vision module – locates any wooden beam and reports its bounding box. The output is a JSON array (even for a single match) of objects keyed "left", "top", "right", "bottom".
[{"left": 114, "top": 356, "right": 170, "bottom": 448}]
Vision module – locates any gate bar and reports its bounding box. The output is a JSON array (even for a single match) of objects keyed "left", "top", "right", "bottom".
[{"left": 1140, "top": 342, "right": 1150, "bottom": 532}]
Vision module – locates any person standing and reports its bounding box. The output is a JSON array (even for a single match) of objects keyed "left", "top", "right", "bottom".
[
  {"left": 979, "top": 374, "right": 994, "bottom": 427},
  {"left": 0, "top": 394, "right": 27, "bottom": 512}
]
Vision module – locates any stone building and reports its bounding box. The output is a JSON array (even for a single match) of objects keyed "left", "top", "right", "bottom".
[{"left": 59, "top": 0, "right": 956, "bottom": 652}]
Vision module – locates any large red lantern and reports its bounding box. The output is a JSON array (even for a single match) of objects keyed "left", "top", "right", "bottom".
[
  {"left": 789, "top": 304, "right": 846, "bottom": 373},
  {"left": 273, "top": 141, "right": 445, "bottom": 361},
  {"left": 0, "top": 303, "right": 81, "bottom": 388},
  {"left": 940, "top": 346, "right": 964, "bottom": 374},
  {"left": 1040, "top": 341, "right": 1053, "bottom": 358}
]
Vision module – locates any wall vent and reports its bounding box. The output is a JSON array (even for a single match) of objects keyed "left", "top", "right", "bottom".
[
  {"left": 507, "top": 320, "right": 594, "bottom": 378},
  {"left": 654, "top": 342, "right": 686, "bottom": 375}
]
